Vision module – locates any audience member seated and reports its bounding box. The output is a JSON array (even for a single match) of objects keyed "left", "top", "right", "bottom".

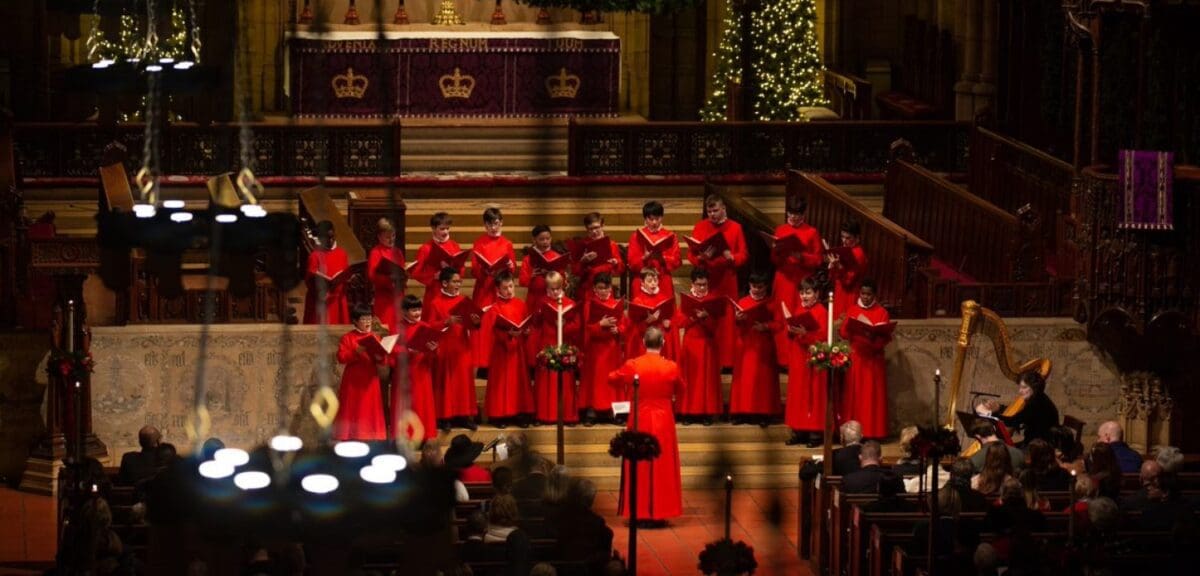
[
  {"left": 541, "top": 465, "right": 572, "bottom": 535},
  {"left": 460, "top": 511, "right": 488, "bottom": 562},
  {"left": 485, "top": 494, "right": 523, "bottom": 544},
  {"left": 1066, "top": 474, "right": 1096, "bottom": 534},
  {"left": 1096, "top": 421, "right": 1143, "bottom": 473},
  {"left": 1086, "top": 441, "right": 1123, "bottom": 501},
  {"left": 1017, "top": 469, "right": 1051, "bottom": 512},
  {"left": 119, "top": 425, "right": 162, "bottom": 485},
  {"left": 984, "top": 478, "right": 1046, "bottom": 567},
  {"left": 892, "top": 426, "right": 922, "bottom": 475},
  {"left": 973, "top": 542, "right": 999, "bottom": 576},
  {"left": 863, "top": 472, "right": 920, "bottom": 512},
  {"left": 491, "top": 466, "right": 514, "bottom": 497},
  {"left": 1026, "top": 438, "right": 1072, "bottom": 492},
  {"left": 1154, "top": 445, "right": 1184, "bottom": 474},
  {"left": 945, "top": 458, "right": 991, "bottom": 512},
  {"left": 1048, "top": 425, "right": 1086, "bottom": 475},
  {"left": 967, "top": 420, "right": 1023, "bottom": 474},
  {"left": 556, "top": 478, "right": 614, "bottom": 575},
  {"left": 530, "top": 563, "right": 557, "bottom": 576},
  {"left": 911, "top": 488, "right": 981, "bottom": 576},
  {"left": 842, "top": 440, "right": 887, "bottom": 493},
  {"left": 423, "top": 440, "right": 470, "bottom": 502},
  {"left": 242, "top": 540, "right": 279, "bottom": 576},
  {"left": 495, "top": 432, "right": 550, "bottom": 483},
  {"left": 60, "top": 497, "right": 134, "bottom": 575},
  {"left": 904, "top": 454, "right": 952, "bottom": 495},
  {"left": 1121, "top": 460, "right": 1197, "bottom": 531},
  {"left": 833, "top": 420, "right": 864, "bottom": 476},
  {"left": 971, "top": 442, "right": 1014, "bottom": 497},
  {"left": 445, "top": 434, "right": 493, "bottom": 484}
]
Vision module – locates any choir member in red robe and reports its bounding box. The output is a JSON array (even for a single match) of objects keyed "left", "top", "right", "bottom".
[
  {"left": 784, "top": 278, "right": 828, "bottom": 446},
  {"left": 688, "top": 195, "right": 748, "bottom": 368},
  {"left": 730, "top": 272, "right": 782, "bottom": 424},
  {"left": 579, "top": 273, "right": 627, "bottom": 425},
  {"left": 425, "top": 268, "right": 481, "bottom": 431},
  {"left": 333, "top": 307, "right": 389, "bottom": 441},
  {"left": 396, "top": 295, "right": 439, "bottom": 442},
  {"left": 412, "top": 212, "right": 465, "bottom": 310},
  {"left": 519, "top": 225, "right": 565, "bottom": 315},
  {"left": 827, "top": 219, "right": 868, "bottom": 321},
  {"left": 609, "top": 327, "right": 683, "bottom": 521},
  {"left": 367, "top": 218, "right": 406, "bottom": 334},
  {"left": 471, "top": 207, "right": 517, "bottom": 369},
  {"left": 532, "top": 272, "right": 580, "bottom": 424},
  {"left": 837, "top": 280, "right": 891, "bottom": 439},
  {"left": 304, "top": 220, "right": 351, "bottom": 325},
  {"left": 484, "top": 271, "right": 534, "bottom": 424},
  {"left": 628, "top": 201, "right": 682, "bottom": 295},
  {"left": 572, "top": 212, "right": 624, "bottom": 300},
  {"left": 674, "top": 269, "right": 722, "bottom": 425},
  {"left": 770, "top": 198, "right": 823, "bottom": 362},
  {"left": 626, "top": 269, "right": 679, "bottom": 362}
]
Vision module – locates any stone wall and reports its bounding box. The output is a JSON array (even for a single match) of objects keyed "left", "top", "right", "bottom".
[{"left": 0, "top": 332, "right": 50, "bottom": 483}]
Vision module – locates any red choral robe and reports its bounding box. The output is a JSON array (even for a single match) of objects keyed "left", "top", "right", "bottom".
[
  {"left": 484, "top": 296, "right": 534, "bottom": 419},
  {"left": 687, "top": 219, "right": 748, "bottom": 368},
  {"left": 571, "top": 237, "right": 625, "bottom": 299},
  {"left": 609, "top": 352, "right": 684, "bottom": 520},
  {"left": 398, "top": 318, "right": 439, "bottom": 441},
  {"left": 532, "top": 298, "right": 580, "bottom": 423},
  {"left": 334, "top": 329, "right": 388, "bottom": 441},
  {"left": 303, "top": 246, "right": 351, "bottom": 325},
  {"left": 471, "top": 234, "right": 517, "bottom": 369},
  {"left": 838, "top": 300, "right": 891, "bottom": 438},
  {"left": 412, "top": 238, "right": 465, "bottom": 309},
  {"left": 367, "top": 244, "right": 406, "bottom": 333},
  {"left": 770, "top": 223, "right": 823, "bottom": 361},
  {"left": 784, "top": 301, "right": 828, "bottom": 432},
  {"left": 626, "top": 287, "right": 679, "bottom": 362},
  {"left": 628, "top": 227, "right": 682, "bottom": 295},
  {"left": 425, "top": 289, "right": 478, "bottom": 420},
  {"left": 673, "top": 293, "right": 723, "bottom": 417},
  {"left": 829, "top": 244, "right": 867, "bottom": 321},
  {"left": 579, "top": 295, "right": 629, "bottom": 412},
  {"left": 519, "top": 247, "right": 563, "bottom": 314},
  {"left": 729, "top": 294, "right": 782, "bottom": 417}
]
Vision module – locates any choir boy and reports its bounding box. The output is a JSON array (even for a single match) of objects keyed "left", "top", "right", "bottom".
[
  {"left": 334, "top": 306, "right": 389, "bottom": 440},
  {"left": 628, "top": 201, "right": 682, "bottom": 294},
  {"left": 674, "top": 268, "right": 722, "bottom": 425},
  {"left": 367, "top": 218, "right": 406, "bottom": 333},
  {"left": 519, "top": 225, "right": 564, "bottom": 314},
  {"left": 838, "top": 280, "right": 892, "bottom": 439},
  {"left": 484, "top": 271, "right": 533, "bottom": 426},
  {"left": 687, "top": 195, "right": 748, "bottom": 368},
  {"left": 425, "top": 268, "right": 481, "bottom": 431},
  {"left": 783, "top": 278, "right": 828, "bottom": 446},
  {"left": 471, "top": 207, "right": 517, "bottom": 369},
  {"left": 729, "top": 271, "right": 782, "bottom": 425},
  {"left": 827, "top": 219, "right": 868, "bottom": 321},
  {"left": 304, "top": 220, "right": 351, "bottom": 325},
  {"left": 532, "top": 272, "right": 580, "bottom": 425},
  {"left": 770, "top": 198, "right": 823, "bottom": 361},
  {"left": 413, "top": 212, "right": 465, "bottom": 309},
  {"left": 626, "top": 268, "right": 678, "bottom": 361},
  {"left": 572, "top": 212, "right": 624, "bottom": 298},
  {"left": 397, "top": 295, "right": 439, "bottom": 442},
  {"left": 579, "top": 273, "right": 627, "bottom": 425}
]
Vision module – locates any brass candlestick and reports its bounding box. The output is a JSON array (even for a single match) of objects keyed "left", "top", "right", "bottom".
[
  {"left": 298, "top": 0, "right": 313, "bottom": 24},
  {"left": 536, "top": 8, "right": 551, "bottom": 25},
  {"left": 433, "top": 0, "right": 464, "bottom": 25},
  {"left": 344, "top": 0, "right": 361, "bottom": 25},
  {"left": 490, "top": 0, "right": 507, "bottom": 25},
  {"left": 393, "top": 0, "right": 410, "bottom": 25}
]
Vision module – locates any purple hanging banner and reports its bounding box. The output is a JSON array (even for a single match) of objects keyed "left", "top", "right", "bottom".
[{"left": 1118, "top": 149, "right": 1175, "bottom": 231}]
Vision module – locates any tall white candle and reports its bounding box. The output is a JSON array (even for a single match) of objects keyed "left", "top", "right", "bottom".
[
  {"left": 827, "top": 291, "right": 834, "bottom": 345},
  {"left": 556, "top": 295, "right": 564, "bottom": 347}
]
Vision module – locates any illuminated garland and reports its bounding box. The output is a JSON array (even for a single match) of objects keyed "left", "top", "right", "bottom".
[{"left": 87, "top": 6, "right": 193, "bottom": 65}]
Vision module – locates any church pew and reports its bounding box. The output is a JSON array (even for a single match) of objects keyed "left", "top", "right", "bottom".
[
  {"left": 789, "top": 170, "right": 934, "bottom": 317},
  {"left": 824, "top": 70, "right": 873, "bottom": 120}
]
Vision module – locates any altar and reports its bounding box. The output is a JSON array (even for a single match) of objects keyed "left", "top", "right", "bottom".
[{"left": 288, "top": 28, "right": 620, "bottom": 118}]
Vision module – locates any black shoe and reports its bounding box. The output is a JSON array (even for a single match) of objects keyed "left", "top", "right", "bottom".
[
  {"left": 517, "top": 415, "right": 532, "bottom": 428},
  {"left": 785, "top": 432, "right": 806, "bottom": 446},
  {"left": 758, "top": 419, "right": 770, "bottom": 429},
  {"left": 702, "top": 417, "right": 714, "bottom": 426},
  {"left": 438, "top": 420, "right": 452, "bottom": 433},
  {"left": 463, "top": 418, "right": 478, "bottom": 432},
  {"left": 495, "top": 422, "right": 507, "bottom": 429},
  {"left": 614, "top": 415, "right": 627, "bottom": 426},
  {"left": 806, "top": 435, "right": 824, "bottom": 448}
]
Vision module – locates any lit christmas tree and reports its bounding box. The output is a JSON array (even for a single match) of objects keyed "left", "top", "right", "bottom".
[{"left": 702, "top": 0, "right": 825, "bottom": 121}]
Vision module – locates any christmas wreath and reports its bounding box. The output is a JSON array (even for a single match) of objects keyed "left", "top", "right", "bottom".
[
  {"left": 537, "top": 344, "right": 580, "bottom": 372},
  {"left": 608, "top": 430, "right": 661, "bottom": 462},
  {"left": 807, "top": 341, "right": 851, "bottom": 370},
  {"left": 698, "top": 538, "right": 758, "bottom": 575},
  {"left": 49, "top": 349, "right": 95, "bottom": 382}
]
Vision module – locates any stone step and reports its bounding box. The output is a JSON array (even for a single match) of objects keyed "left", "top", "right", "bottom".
[
  {"left": 401, "top": 138, "right": 568, "bottom": 157},
  {"left": 400, "top": 155, "right": 568, "bottom": 173},
  {"left": 400, "top": 122, "right": 570, "bottom": 141}
]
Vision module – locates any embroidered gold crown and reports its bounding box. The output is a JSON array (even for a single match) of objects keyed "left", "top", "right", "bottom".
[
  {"left": 545, "top": 68, "right": 581, "bottom": 99},
  {"left": 331, "top": 68, "right": 369, "bottom": 99},
  {"left": 439, "top": 67, "right": 475, "bottom": 99}
]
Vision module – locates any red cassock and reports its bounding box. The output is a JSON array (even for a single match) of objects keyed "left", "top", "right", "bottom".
[
  {"left": 571, "top": 237, "right": 624, "bottom": 301},
  {"left": 628, "top": 227, "right": 682, "bottom": 295},
  {"left": 334, "top": 329, "right": 388, "bottom": 441},
  {"left": 729, "top": 295, "right": 782, "bottom": 417},
  {"left": 579, "top": 296, "right": 629, "bottom": 412},
  {"left": 367, "top": 244, "right": 406, "bottom": 333},
  {"left": 485, "top": 296, "right": 534, "bottom": 419},
  {"left": 303, "top": 247, "right": 351, "bottom": 325},
  {"left": 398, "top": 318, "right": 439, "bottom": 441},
  {"left": 519, "top": 247, "right": 563, "bottom": 314},
  {"left": 687, "top": 219, "right": 748, "bottom": 368},
  {"left": 770, "top": 223, "right": 823, "bottom": 362},
  {"left": 829, "top": 244, "right": 867, "bottom": 321},
  {"left": 626, "top": 288, "right": 679, "bottom": 362},
  {"left": 532, "top": 298, "right": 581, "bottom": 423},
  {"left": 784, "top": 302, "right": 828, "bottom": 432},
  {"left": 673, "top": 295, "right": 723, "bottom": 417},
  {"left": 425, "top": 290, "right": 478, "bottom": 420},
  {"left": 838, "top": 301, "right": 891, "bottom": 438},
  {"left": 609, "top": 352, "right": 684, "bottom": 521},
  {"left": 412, "top": 238, "right": 465, "bottom": 309},
  {"left": 471, "top": 234, "right": 516, "bottom": 368}
]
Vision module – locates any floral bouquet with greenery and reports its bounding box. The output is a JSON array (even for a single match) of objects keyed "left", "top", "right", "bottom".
[
  {"left": 698, "top": 538, "right": 758, "bottom": 575},
  {"left": 808, "top": 341, "right": 851, "bottom": 370},
  {"left": 49, "top": 349, "right": 95, "bottom": 382},
  {"left": 537, "top": 344, "right": 580, "bottom": 372},
  {"left": 608, "top": 430, "right": 661, "bottom": 462}
]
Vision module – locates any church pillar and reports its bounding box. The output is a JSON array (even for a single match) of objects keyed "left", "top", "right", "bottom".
[
  {"left": 972, "top": 0, "right": 998, "bottom": 117},
  {"left": 954, "top": 0, "right": 980, "bottom": 120}
]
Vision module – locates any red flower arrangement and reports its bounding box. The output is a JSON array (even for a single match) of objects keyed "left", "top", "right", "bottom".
[
  {"left": 698, "top": 538, "right": 758, "bottom": 575},
  {"left": 537, "top": 344, "right": 580, "bottom": 373},
  {"left": 608, "top": 430, "right": 661, "bottom": 462},
  {"left": 49, "top": 349, "right": 95, "bottom": 382},
  {"left": 807, "top": 341, "right": 851, "bottom": 371}
]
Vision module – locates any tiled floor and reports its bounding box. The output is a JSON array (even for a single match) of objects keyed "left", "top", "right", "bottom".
[{"left": 0, "top": 486, "right": 814, "bottom": 575}]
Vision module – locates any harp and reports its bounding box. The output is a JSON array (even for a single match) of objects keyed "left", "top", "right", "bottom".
[{"left": 945, "top": 300, "right": 1052, "bottom": 432}]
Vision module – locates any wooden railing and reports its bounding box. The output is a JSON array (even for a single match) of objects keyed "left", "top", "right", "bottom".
[
  {"left": 885, "top": 159, "right": 1023, "bottom": 283},
  {"left": 788, "top": 171, "right": 933, "bottom": 318},
  {"left": 569, "top": 120, "right": 969, "bottom": 176},
  {"left": 824, "top": 70, "right": 873, "bottom": 120}
]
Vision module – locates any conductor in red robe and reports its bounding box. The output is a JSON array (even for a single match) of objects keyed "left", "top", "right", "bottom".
[
  {"left": 425, "top": 268, "right": 481, "bottom": 431},
  {"left": 688, "top": 195, "right": 748, "bottom": 369},
  {"left": 519, "top": 225, "right": 564, "bottom": 314},
  {"left": 572, "top": 212, "right": 625, "bottom": 300},
  {"left": 532, "top": 272, "right": 580, "bottom": 424},
  {"left": 827, "top": 219, "right": 868, "bottom": 321},
  {"left": 304, "top": 220, "right": 351, "bottom": 325},
  {"left": 626, "top": 269, "right": 678, "bottom": 361},
  {"left": 609, "top": 327, "right": 683, "bottom": 522},
  {"left": 367, "top": 218, "right": 406, "bottom": 333},
  {"left": 730, "top": 272, "right": 782, "bottom": 425},
  {"left": 334, "top": 306, "right": 389, "bottom": 441},
  {"left": 838, "top": 280, "right": 891, "bottom": 439},
  {"left": 674, "top": 269, "right": 722, "bottom": 425},
  {"left": 471, "top": 207, "right": 517, "bottom": 369},
  {"left": 397, "top": 295, "right": 439, "bottom": 442},
  {"left": 412, "top": 212, "right": 464, "bottom": 310},
  {"left": 784, "top": 278, "right": 828, "bottom": 446},
  {"left": 628, "top": 201, "right": 682, "bottom": 295},
  {"left": 579, "top": 273, "right": 627, "bottom": 425},
  {"left": 485, "top": 271, "right": 534, "bottom": 424},
  {"left": 770, "top": 198, "right": 823, "bottom": 362}
]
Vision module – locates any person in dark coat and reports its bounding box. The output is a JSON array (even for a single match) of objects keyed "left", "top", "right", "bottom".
[
  {"left": 118, "top": 425, "right": 162, "bottom": 485},
  {"left": 863, "top": 473, "right": 920, "bottom": 512},
  {"left": 1097, "top": 421, "right": 1144, "bottom": 473},
  {"left": 978, "top": 371, "right": 1058, "bottom": 447},
  {"left": 843, "top": 440, "right": 888, "bottom": 493},
  {"left": 832, "top": 420, "right": 864, "bottom": 476}
]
